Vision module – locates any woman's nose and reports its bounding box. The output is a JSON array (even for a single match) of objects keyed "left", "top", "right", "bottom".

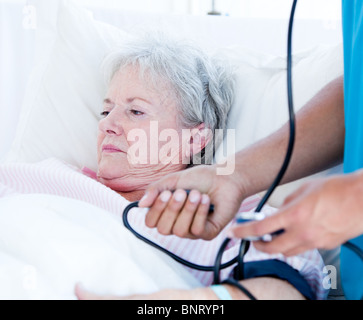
[
  {"left": 99, "top": 111, "right": 124, "bottom": 136},
  {"left": 106, "top": 129, "right": 117, "bottom": 135}
]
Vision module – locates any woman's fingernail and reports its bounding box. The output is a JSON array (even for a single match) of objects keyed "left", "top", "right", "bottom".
[{"left": 160, "top": 191, "right": 171, "bottom": 202}]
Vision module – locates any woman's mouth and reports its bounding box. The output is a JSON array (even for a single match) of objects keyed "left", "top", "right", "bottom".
[{"left": 102, "top": 144, "right": 124, "bottom": 153}]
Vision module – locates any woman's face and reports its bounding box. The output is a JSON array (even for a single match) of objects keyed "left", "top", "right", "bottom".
[{"left": 97, "top": 66, "right": 191, "bottom": 192}]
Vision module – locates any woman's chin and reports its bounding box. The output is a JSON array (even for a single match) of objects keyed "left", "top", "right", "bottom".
[{"left": 97, "top": 174, "right": 140, "bottom": 193}]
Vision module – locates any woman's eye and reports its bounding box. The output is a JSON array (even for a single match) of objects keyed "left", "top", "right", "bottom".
[
  {"left": 130, "top": 109, "right": 144, "bottom": 116},
  {"left": 100, "top": 111, "right": 110, "bottom": 118}
]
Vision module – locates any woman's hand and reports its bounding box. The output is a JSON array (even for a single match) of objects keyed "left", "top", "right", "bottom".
[
  {"left": 139, "top": 164, "right": 247, "bottom": 240},
  {"left": 229, "top": 170, "right": 363, "bottom": 256},
  {"left": 75, "top": 284, "right": 216, "bottom": 300}
]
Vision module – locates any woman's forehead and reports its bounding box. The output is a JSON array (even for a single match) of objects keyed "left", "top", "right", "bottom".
[{"left": 108, "top": 67, "right": 177, "bottom": 109}]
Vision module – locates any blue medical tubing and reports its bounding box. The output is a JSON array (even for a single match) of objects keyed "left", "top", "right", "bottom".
[{"left": 122, "top": 201, "right": 237, "bottom": 271}]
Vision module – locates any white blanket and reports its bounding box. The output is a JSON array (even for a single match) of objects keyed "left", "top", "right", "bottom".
[{"left": 0, "top": 194, "right": 201, "bottom": 299}]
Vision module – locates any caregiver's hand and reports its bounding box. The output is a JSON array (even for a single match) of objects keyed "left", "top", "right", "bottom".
[
  {"left": 229, "top": 170, "right": 363, "bottom": 256},
  {"left": 139, "top": 164, "right": 247, "bottom": 240}
]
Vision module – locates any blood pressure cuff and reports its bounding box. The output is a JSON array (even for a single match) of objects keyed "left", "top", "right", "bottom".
[{"left": 233, "top": 259, "right": 316, "bottom": 300}]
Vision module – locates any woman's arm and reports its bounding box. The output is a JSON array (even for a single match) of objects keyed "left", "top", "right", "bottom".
[{"left": 75, "top": 277, "right": 305, "bottom": 300}]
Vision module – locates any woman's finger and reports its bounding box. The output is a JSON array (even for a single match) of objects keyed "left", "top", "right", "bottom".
[{"left": 75, "top": 283, "right": 119, "bottom": 300}]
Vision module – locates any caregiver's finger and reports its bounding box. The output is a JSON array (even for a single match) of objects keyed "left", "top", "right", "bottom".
[
  {"left": 283, "top": 245, "right": 314, "bottom": 257},
  {"left": 139, "top": 187, "right": 160, "bottom": 208},
  {"left": 190, "top": 195, "right": 216, "bottom": 239},
  {"left": 172, "top": 189, "right": 201, "bottom": 238},
  {"left": 228, "top": 212, "right": 287, "bottom": 240},
  {"left": 139, "top": 173, "right": 180, "bottom": 208},
  {"left": 252, "top": 231, "right": 300, "bottom": 255},
  {"left": 144, "top": 190, "right": 172, "bottom": 228},
  {"left": 156, "top": 189, "right": 188, "bottom": 235}
]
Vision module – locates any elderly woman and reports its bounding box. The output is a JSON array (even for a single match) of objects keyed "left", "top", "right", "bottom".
[
  {"left": 96, "top": 33, "right": 231, "bottom": 203},
  {"left": 0, "top": 33, "right": 327, "bottom": 300},
  {"left": 96, "top": 40, "right": 224, "bottom": 199}
]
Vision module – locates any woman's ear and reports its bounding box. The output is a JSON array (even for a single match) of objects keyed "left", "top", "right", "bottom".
[{"left": 189, "top": 123, "right": 212, "bottom": 156}]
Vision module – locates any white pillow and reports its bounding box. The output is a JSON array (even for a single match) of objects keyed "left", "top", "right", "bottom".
[
  {"left": 5, "top": 0, "right": 132, "bottom": 172},
  {"left": 215, "top": 43, "right": 344, "bottom": 158},
  {"left": 213, "top": 43, "right": 343, "bottom": 206},
  {"left": 5, "top": 0, "right": 344, "bottom": 187}
]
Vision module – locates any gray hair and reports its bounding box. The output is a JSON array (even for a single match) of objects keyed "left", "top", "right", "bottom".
[{"left": 101, "top": 33, "right": 235, "bottom": 164}]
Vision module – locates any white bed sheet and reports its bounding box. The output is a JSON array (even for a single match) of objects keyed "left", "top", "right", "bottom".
[{"left": 0, "top": 193, "right": 200, "bottom": 299}]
